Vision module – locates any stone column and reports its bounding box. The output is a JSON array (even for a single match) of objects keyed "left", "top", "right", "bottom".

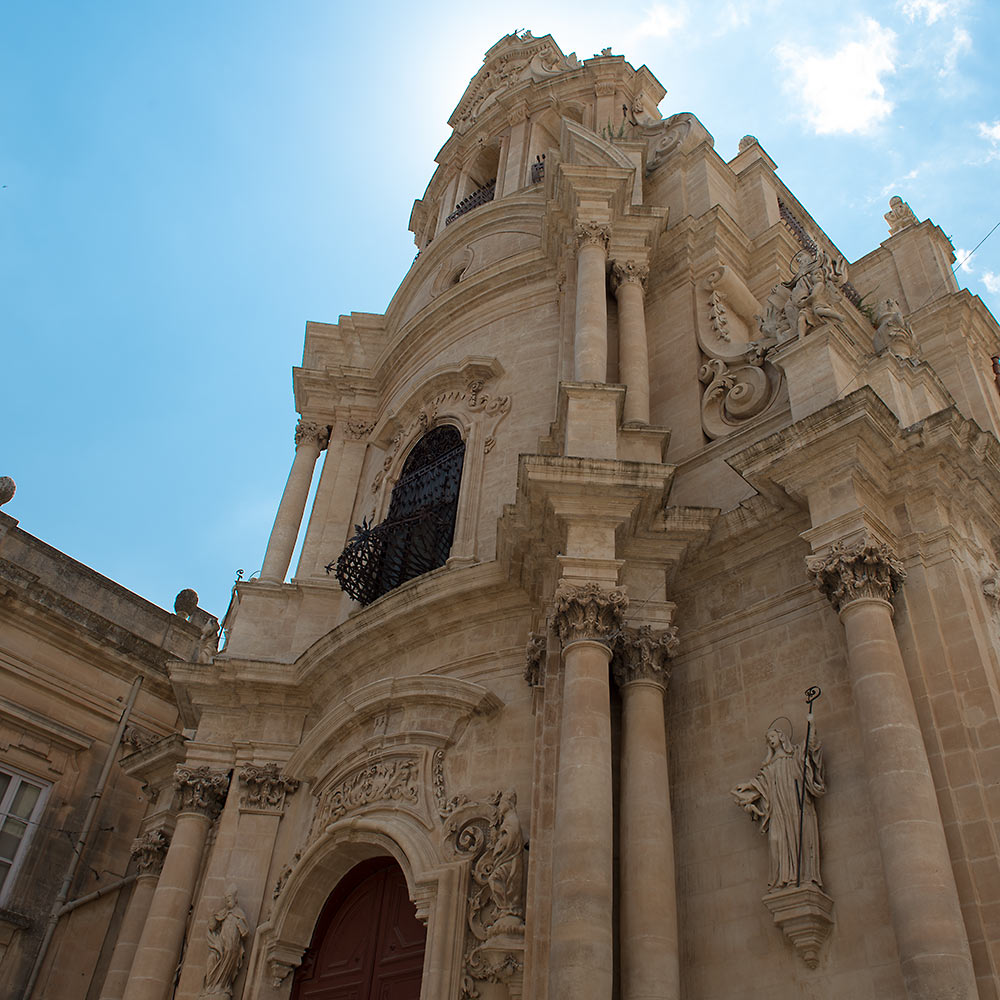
[
  {"left": 99, "top": 831, "right": 171, "bottom": 1000},
  {"left": 613, "top": 624, "right": 680, "bottom": 1000},
  {"left": 808, "top": 539, "right": 977, "bottom": 1000},
  {"left": 574, "top": 223, "right": 611, "bottom": 384},
  {"left": 121, "top": 767, "right": 229, "bottom": 1000},
  {"left": 260, "top": 420, "right": 330, "bottom": 583},
  {"left": 548, "top": 582, "right": 627, "bottom": 1000},
  {"left": 611, "top": 261, "right": 651, "bottom": 426}
]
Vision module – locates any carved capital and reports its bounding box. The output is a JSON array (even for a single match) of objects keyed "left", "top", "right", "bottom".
[
  {"left": 611, "top": 260, "right": 649, "bottom": 294},
  {"left": 612, "top": 624, "right": 678, "bottom": 688},
  {"left": 524, "top": 631, "right": 547, "bottom": 687},
  {"left": 594, "top": 80, "right": 616, "bottom": 97},
  {"left": 130, "top": 828, "right": 170, "bottom": 876},
  {"left": 806, "top": 539, "right": 906, "bottom": 613},
  {"left": 173, "top": 765, "right": 230, "bottom": 819},
  {"left": 553, "top": 583, "right": 627, "bottom": 646},
  {"left": 294, "top": 419, "right": 330, "bottom": 451},
  {"left": 343, "top": 418, "right": 375, "bottom": 440},
  {"left": 239, "top": 762, "right": 300, "bottom": 813},
  {"left": 574, "top": 222, "right": 611, "bottom": 253}
]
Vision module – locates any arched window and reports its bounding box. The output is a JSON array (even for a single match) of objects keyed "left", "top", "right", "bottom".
[{"left": 333, "top": 425, "right": 465, "bottom": 605}]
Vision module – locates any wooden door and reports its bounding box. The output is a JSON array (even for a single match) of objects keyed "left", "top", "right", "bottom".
[{"left": 292, "top": 857, "right": 426, "bottom": 1000}]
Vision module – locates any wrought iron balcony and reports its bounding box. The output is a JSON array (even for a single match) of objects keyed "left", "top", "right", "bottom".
[{"left": 445, "top": 179, "right": 496, "bottom": 226}]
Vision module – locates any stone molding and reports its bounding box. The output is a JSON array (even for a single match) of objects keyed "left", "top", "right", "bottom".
[
  {"left": 173, "top": 765, "right": 230, "bottom": 819},
  {"left": 761, "top": 885, "right": 835, "bottom": 969},
  {"left": 806, "top": 538, "right": 906, "bottom": 613},
  {"left": 611, "top": 623, "right": 678, "bottom": 688},
  {"left": 130, "top": 828, "right": 170, "bottom": 876},
  {"left": 523, "top": 631, "right": 547, "bottom": 687},
  {"left": 552, "top": 582, "right": 628, "bottom": 645},
  {"left": 574, "top": 222, "right": 611, "bottom": 253},
  {"left": 293, "top": 419, "right": 330, "bottom": 451},
  {"left": 611, "top": 260, "right": 649, "bottom": 293},
  {"left": 238, "top": 763, "right": 300, "bottom": 814}
]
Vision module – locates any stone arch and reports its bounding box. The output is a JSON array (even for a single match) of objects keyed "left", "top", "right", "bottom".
[{"left": 244, "top": 812, "right": 466, "bottom": 1000}]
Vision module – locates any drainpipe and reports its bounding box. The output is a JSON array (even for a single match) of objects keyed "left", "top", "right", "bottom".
[{"left": 21, "top": 675, "right": 143, "bottom": 999}]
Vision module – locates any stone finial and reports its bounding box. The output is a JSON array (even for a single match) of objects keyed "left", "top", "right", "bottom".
[
  {"left": 884, "top": 195, "right": 918, "bottom": 236},
  {"left": 293, "top": 419, "right": 331, "bottom": 451},
  {"left": 239, "top": 763, "right": 300, "bottom": 813},
  {"left": 0, "top": 477, "right": 15, "bottom": 506},
  {"left": 611, "top": 260, "right": 650, "bottom": 293},
  {"left": 739, "top": 135, "right": 758, "bottom": 152},
  {"left": 806, "top": 539, "right": 906, "bottom": 613},
  {"left": 174, "top": 588, "right": 199, "bottom": 619},
  {"left": 130, "top": 829, "right": 170, "bottom": 876},
  {"left": 174, "top": 765, "right": 230, "bottom": 819},
  {"left": 524, "top": 632, "right": 547, "bottom": 687},
  {"left": 612, "top": 624, "right": 679, "bottom": 688},
  {"left": 574, "top": 222, "right": 611, "bottom": 252},
  {"left": 552, "top": 582, "right": 628, "bottom": 645}
]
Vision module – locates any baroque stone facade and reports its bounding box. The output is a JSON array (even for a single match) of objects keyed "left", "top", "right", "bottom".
[{"left": 6, "top": 28, "right": 1000, "bottom": 1000}]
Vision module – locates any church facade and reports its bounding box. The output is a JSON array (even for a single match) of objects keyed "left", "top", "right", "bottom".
[{"left": 10, "top": 31, "right": 1000, "bottom": 1000}]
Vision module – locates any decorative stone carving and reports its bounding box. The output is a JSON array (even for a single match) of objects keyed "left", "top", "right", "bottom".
[
  {"left": 272, "top": 850, "right": 301, "bottom": 899},
  {"left": 610, "top": 259, "right": 649, "bottom": 293},
  {"left": 343, "top": 418, "right": 375, "bottom": 440},
  {"left": 293, "top": 419, "right": 330, "bottom": 451},
  {"left": 612, "top": 624, "right": 679, "bottom": 687},
  {"left": 523, "top": 631, "right": 547, "bottom": 687},
  {"left": 739, "top": 134, "right": 758, "bottom": 151},
  {"left": 197, "top": 615, "right": 220, "bottom": 664},
  {"left": 807, "top": 538, "right": 906, "bottom": 613},
  {"left": 174, "top": 588, "right": 199, "bottom": 619},
  {"left": 755, "top": 248, "right": 848, "bottom": 349},
  {"left": 885, "top": 195, "right": 918, "bottom": 235},
  {"left": 174, "top": 766, "right": 230, "bottom": 819},
  {"left": 732, "top": 725, "right": 826, "bottom": 890},
  {"left": 447, "top": 789, "right": 526, "bottom": 999},
  {"left": 239, "top": 763, "right": 299, "bottom": 813},
  {"left": 552, "top": 582, "right": 628, "bottom": 645},
  {"left": 984, "top": 568, "right": 1000, "bottom": 612},
  {"left": 762, "top": 884, "right": 835, "bottom": 969},
  {"left": 575, "top": 222, "right": 611, "bottom": 252},
  {"left": 312, "top": 757, "right": 420, "bottom": 836},
  {"left": 121, "top": 724, "right": 157, "bottom": 753},
  {"left": 873, "top": 297, "right": 918, "bottom": 358},
  {"left": 0, "top": 476, "right": 15, "bottom": 506},
  {"left": 644, "top": 115, "right": 693, "bottom": 173},
  {"left": 631, "top": 93, "right": 660, "bottom": 126},
  {"left": 433, "top": 748, "right": 470, "bottom": 819},
  {"left": 199, "top": 886, "right": 249, "bottom": 1000},
  {"left": 130, "top": 828, "right": 170, "bottom": 876}
]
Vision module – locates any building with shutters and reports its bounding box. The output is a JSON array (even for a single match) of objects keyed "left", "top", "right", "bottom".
[{"left": 10, "top": 29, "right": 1000, "bottom": 1000}]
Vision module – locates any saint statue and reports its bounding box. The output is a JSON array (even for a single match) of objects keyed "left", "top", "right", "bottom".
[
  {"left": 732, "top": 725, "right": 826, "bottom": 891},
  {"left": 200, "top": 886, "right": 249, "bottom": 999},
  {"left": 486, "top": 789, "right": 525, "bottom": 925}
]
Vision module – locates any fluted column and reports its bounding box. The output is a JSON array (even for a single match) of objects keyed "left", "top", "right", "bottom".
[
  {"left": 611, "top": 260, "right": 651, "bottom": 426},
  {"left": 808, "top": 540, "right": 977, "bottom": 1000},
  {"left": 99, "top": 831, "right": 170, "bottom": 1000},
  {"left": 613, "top": 624, "right": 680, "bottom": 1000},
  {"left": 548, "top": 582, "right": 626, "bottom": 1000},
  {"left": 574, "top": 223, "right": 611, "bottom": 383},
  {"left": 122, "top": 767, "right": 229, "bottom": 1000},
  {"left": 259, "top": 419, "right": 330, "bottom": 583}
]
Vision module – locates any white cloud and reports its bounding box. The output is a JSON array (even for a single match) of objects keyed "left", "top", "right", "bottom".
[
  {"left": 635, "top": 3, "right": 688, "bottom": 38},
  {"left": 983, "top": 272, "right": 1000, "bottom": 295},
  {"left": 940, "top": 26, "right": 972, "bottom": 77},
  {"left": 954, "top": 248, "right": 975, "bottom": 273},
  {"left": 776, "top": 19, "right": 897, "bottom": 135},
  {"left": 878, "top": 169, "right": 919, "bottom": 199},
  {"left": 897, "top": 0, "right": 967, "bottom": 25},
  {"left": 979, "top": 120, "right": 1000, "bottom": 161}
]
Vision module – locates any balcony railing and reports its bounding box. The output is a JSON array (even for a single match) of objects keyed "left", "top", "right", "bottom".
[{"left": 445, "top": 179, "right": 496, "bottom": 226}]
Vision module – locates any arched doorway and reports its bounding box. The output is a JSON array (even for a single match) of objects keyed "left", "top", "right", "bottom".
[{"left": 290, "top": 856, "right": 426, "bottom": 1000}]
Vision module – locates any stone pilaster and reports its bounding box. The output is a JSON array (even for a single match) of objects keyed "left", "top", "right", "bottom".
[
  {"left": 807, "top": 540, "right": 977, "bottom": 1000},
  {"left": 611, "top": 260, "right": 651, "bottom": 426},
  {"left": 574, "top": 223, "right": 611, "bottom": 384}
]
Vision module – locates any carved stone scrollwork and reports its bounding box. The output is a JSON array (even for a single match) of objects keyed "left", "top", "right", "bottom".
[
  {"left": 612, "top": 624, "right": 679, "bottom": 688},
  {"left": 523, "top": 631, "right": 547, "bottom": 687},
  {"left": 174, "top": 766, "right": 230, "bottom": 819},
  {"left": 552, "top": 582, "right": 628, "bottom": 645},
  {"left": 311, "top": 757, "right": 420, "bottom": 840},
  {"left": 130, "top": 829, "right": 170, "bottom": 876},
  {"left": 574, "top": 222, "right": 611, "bottom": 253},
  {"left": 806, "top": 538, "right": 906, "bottom": 613},
  {"left": 643, "top": 115, "right": 692, "bottom": 173},
  {"left": 293, "top": 419, "right": 330, "bottom": 451},
  {"left": 121, "top": 725, "right": 157, "bottom": 753},
  {"left": 238, "top": 763, "right": 300, "bottom": 813},
  {"left": 446, "top": 790, "right": 526, "bottom": 999},
  {"left": 611, "top": 260, "right": 649, "bottom": 293}
]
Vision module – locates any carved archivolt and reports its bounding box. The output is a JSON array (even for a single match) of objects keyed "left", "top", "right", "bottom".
[
  {"left": 310, "top": 756, "right": 421, "bottom": 839},
  {"left": 807, "top": 538, "right": 906, "bottom": 613}
]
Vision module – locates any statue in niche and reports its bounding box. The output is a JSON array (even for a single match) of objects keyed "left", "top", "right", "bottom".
[
  {"left": 200, "top": 886, "right": 249, "bottom": 999},
  {"left": 732, "top": 725, "right": 826, "bottom": 891}
]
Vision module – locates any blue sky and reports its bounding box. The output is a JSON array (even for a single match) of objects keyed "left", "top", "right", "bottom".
[{"left": 3, "top": 1, "right": 999, "bottom": 617}]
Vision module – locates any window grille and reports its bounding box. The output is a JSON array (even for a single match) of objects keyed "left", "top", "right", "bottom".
[{"left": 445, "top": 180, "right": 496, "bottom": 226}]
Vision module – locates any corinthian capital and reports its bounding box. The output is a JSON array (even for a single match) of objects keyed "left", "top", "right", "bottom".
[
  {"left": 173, "top": 765, "right": 230, "bottom": 819},
  {"left": 612, "top": 624, "right": 679, "bottom": 688},
  {"left": 130, "top": 828, "right": 170, "bottom": 876},
  {"left": 239, "top": 762, "right": 300, "bottom": 813},
  {"left": 611, "top": 260, "right": 649, "bottom": 293},
  {"left": 553, "top": 582, "right": 627, "bottom": 645},
  {"left": 294, "top": 419, "right": 330, "bottom": 451},
  {"left": 806, "top": 538, "right": 906, "bottom": 613},
  {"left": 575, "top": 222, "right": 611, "bottom": 253}
]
